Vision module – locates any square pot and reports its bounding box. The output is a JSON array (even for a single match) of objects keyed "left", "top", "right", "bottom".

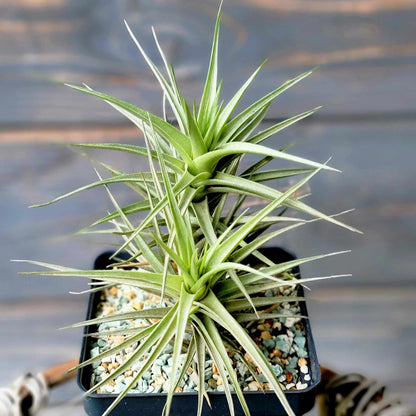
[{"left": 77, "top": 247, "right": 321, "bottom": 416}]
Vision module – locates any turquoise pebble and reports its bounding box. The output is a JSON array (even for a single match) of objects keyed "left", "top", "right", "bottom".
[
  {"left": 287, "top": 357, "right": 298, "bottom": 370},
  {"left": 272, "top": 364, "right": 283, "bottom": 377},
  {"left": 151, "top": 363, "right": 162, "bottom": 376},
  {"left": 258, "top": 374, "right": 267, "bottom": 383},
  {"left": 297, "top": 348, "right": 308, "bottom": 358},
  {"left": 97, "top": 338, "right": 107, "bottom": 347},
  {"left": 204, "top": 370, "right": 213, "bottom": 380},
  {"left": 90, "top": 347, "right": 100, "bottom": 358},
  {"left": 294, "top": 336, "right": 306, "bottom": 349},
  {"left": 164, "top": 345, "right": 174, "bottom": 354},
  {"left": 275, "top": 335, "right": 291, "bottom": 353},
  {"left": 155, "top": 358, "right": 165, "bottom": 366},
  {"left": 263, "top": 338, "right": 275, "bottom": 350}
]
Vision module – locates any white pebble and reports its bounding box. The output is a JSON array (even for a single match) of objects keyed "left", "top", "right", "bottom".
[
  {"left": 286, "top": 383, "right": 295, "bottom": 390},
  {"left": 304, "top": 374, "right": 311, "bottom": 381},
  {"left": 284, "top": 317, "right": 299, "bottom": 328},
  {"left": 296, "top": 382, "right": 308, "bottom": 390},
  {"left": 300, "top": 365, "right": 308, "bottom": 374}
]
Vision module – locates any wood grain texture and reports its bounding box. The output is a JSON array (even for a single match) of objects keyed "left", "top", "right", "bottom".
[{"left": 0, "top": 0, "right": 415, "bottom": 127}]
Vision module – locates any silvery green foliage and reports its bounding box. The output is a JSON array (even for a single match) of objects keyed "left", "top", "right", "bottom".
[{"left": 21, "top": 6, "right": 358, "bottom": 416}]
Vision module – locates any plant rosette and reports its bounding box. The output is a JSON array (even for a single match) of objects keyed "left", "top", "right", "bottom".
[
  {"left": 76, "top": 248, "right": 320, "bottom": 416},
  {"left": 19, "top": 5, "right": 358, "bottom": 416}
]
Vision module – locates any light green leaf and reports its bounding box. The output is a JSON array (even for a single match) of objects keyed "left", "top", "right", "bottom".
[
  {"left": 194, "top": 142, "right": 339, "bottom": 174},
  {"left": 198, "top": 5, "right": 221, "bottom": 131},
  {"left": 248, "top": 107, "right": 320, "bottom": 145},
  {"left": 65, "top": 84, "right": 194, "bottom": 165},
  {"left": 205, "top": 172, "right": 361, "bottom": 233},
  {"left": 220, "top": 69, "right": 314, "bottom": 144},
  {"left": 200, "top": 292, "right": 296, "bottom": 416}
]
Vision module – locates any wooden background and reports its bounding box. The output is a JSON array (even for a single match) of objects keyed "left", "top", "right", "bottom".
[{"left": 1, "top": 1, "right": 415, "bottom": 414}]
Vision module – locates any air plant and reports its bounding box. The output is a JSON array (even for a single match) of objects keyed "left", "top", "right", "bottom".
[{"left": 19, "top": 5, "right": 359, "bottom": 416}]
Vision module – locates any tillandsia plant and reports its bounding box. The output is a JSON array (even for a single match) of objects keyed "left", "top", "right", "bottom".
[{"left": 18, "top": 5, "right": 360, "bottom": 416}]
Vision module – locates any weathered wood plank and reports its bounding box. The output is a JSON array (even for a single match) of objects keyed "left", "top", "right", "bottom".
[{"left": 0, "top": 0, "right": 415, "bottom": 126}]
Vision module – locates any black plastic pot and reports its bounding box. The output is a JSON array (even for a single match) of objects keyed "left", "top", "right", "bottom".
[{"left": 77, "top": 248, "right": 321, "bottom": 416}]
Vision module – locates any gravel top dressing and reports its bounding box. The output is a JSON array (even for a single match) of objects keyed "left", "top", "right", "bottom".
[{"left": 89, "top": 284, "right": 311, "bottom": 395}]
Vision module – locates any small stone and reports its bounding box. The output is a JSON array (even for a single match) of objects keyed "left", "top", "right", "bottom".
[
  {"left": 104, "top": 384, "right": 114, "bottom": 393},
  {"left": 298, "top": 357, "right": 307, "bottom": 367},
  {"left": 296, "top": 382, "right": 308, "bottom": 390},
  {"left": 133, "top": 301, "right": 144, "bottom": 310},
  {"left": 297, "top": 348, "right": 308, "bottom": 358},
  {"left": 304, "top": 374, "right": 311, "bottom": 382},
  {"left": 285, "top": 383, "right": 295, "bottom": 390},
  {"left": 275, "top": 335, "right": 291, "bottom": 353},
  {"left": 108, "top": 362, "right": 120, "bottom": 371},
  {"left": 208, "top": 379, "right": 217, "bottom": 389},
  {"left": 300, "top": 365, "right": 308, "bottom": 374},
  {"left": 109, "top": 287, "right": 119, "bottom": 296},
  {"left": 263, "top": 338, "right": 275, "bottom": 350},
  {"left": 294, "top": 336, "right": 306, "bottom": 349},
  {"left": 96, "top": 366, "right": 106, "bottom": 374},
  {"left": 284, "top": 316, "right": 300, "bottom": 328},
  {"left": 258, "top": 373, "right": 267, "bottom": 383},
  {"left": 244, "top": 353, "right": 256, "bottom": 366},
  {"left": 204, "top": 369, "right": 213, "bottom": 380},
  {"left": 97, "top": 338, "right": 107, "bottom": 347},
  {"left": 261, "top": 330, "right": 272, "bottom": 339},
  {"left": 151, "top": 363, "right": 162, "bottom": 377},
  {"left": 287, "top": 357, "right": 298, "bottom": 370},
  {"left": 90, "top": 346, "right": 100, "bottom": 358},
  {"left": 271, "top": 364, "right": 283, "bottom": 377},
  {"left": 125, "top": 290, "right": 136, "bottom": 300},
  {"left": 273, "top": 321, "right": 282, "bottom": 331},
  {"left": 154, "top": 376, "right": 166, "bottom": 386},
  {"left": 248, "top": 381, "right": 260, "bottom": 391},
  {"left": 286, "top": 372, "right": 293, "bottom": 383}
]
